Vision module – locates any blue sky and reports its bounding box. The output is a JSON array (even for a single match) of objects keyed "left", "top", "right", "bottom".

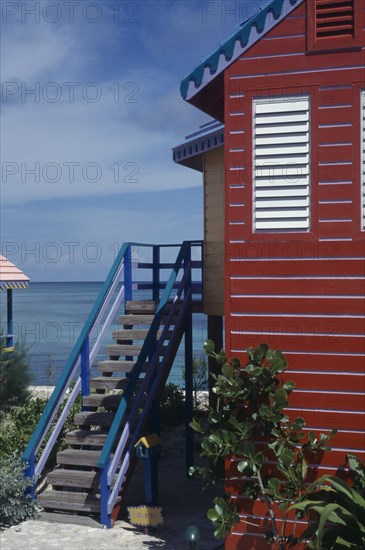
[{"left": 1, "top": 0, "right": 264, "bottom": 281}]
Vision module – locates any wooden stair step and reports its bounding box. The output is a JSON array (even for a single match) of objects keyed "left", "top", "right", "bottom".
[
  {"left": 37, "top": 511, "right": 102, "bottom": 528},
  {"left": 73, "top": 411, "right": 116, "bottom": 427},
  {"left": 64, "top": 430, "right": 108, "bottom": 446},
  {"left": 98, "top": 360, "right": 143, "bottom": 374},
  {"left": 106, "top": 344, "right": 143, "bottom": 356},
  {"left": 106, "top": 344, "right": 166, "bottom": 357},
  {"left": 38, "top": 490, "right": 100, "bottom": 513},
  {"left": 56, "top": 449, "right": 103, "bottom": 467},
  {"left": 47, "top": 469, "right": 100, "bottom": 489},
  {"left": 125, "top": 300, "right": 158, "bottom": 314},
  {"left": 90, "top": 376, "right": 128, "bottom": 390},
  {"left": 82, "top": 393, "right": 122, "bottom": 408},
  {"left": 112, "top": 329, "right": 163, "bottom": 341},
  {"left": 118, "top": 314, "right": 154, "bottom": 326}
]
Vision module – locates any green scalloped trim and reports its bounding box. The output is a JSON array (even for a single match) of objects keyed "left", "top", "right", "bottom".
[{"left": 180, "top": 0, "right": 302, "bottom": 99}]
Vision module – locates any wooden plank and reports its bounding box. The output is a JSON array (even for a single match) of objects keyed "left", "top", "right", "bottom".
[
  {"left": 73, "top": 412, "right": 115, "bottom": 427},
  {"left": 230, "top": 296, "right": 365, "bottom": 316},
  {"left": 47, "top": 469, "right": 100, "bottom": 489},
  {"left": 229, "top": 258, "right": 365, "bottom": 277},
  {"left": 82, "top": 393, "right": 122, "bottom": 409},
  {"left": 98, "top": 360, "right": 137, "bottom": 373},
  {"left": 230, "top": 333, "right": 365, "bottom": 354},
  {"left": 228, "top": 348, "right": 365, "bottom": 373},
  {"left": 226, "top": 240, "right": 364, "bottom": 259},
  {"left": 289, "top": 390, "right": 365, "bottom": 411},
  {"left": 318, "top": 202, "right": 354, "bottom": 220},
  {"left": 106, "top": 344, "right": 143, "bottom": 356},
  {"left": 287, "top": 408, "right": 365, "bottom": 431},
  {"left": 318, "top": 144, "right": 352, "bottom": 163},
  {"left": 64, "top": 430, "right": 108, "bottom": 446},
  {"left": 230, "top": 314, "right": 365, "bottom": 335},
  {"left": 318, "top": 220, "right": 355, "bottom": 239},
  {"left": 230, "top": 277, "right": 365, "bottom": 295},
  {"left": 38, "top": 512, "right": 102, "bottom": 528},
  {"left": 125, "top": 301, "right": 157, "bottom": 313},
  {"left": 38, "top": 492, "right": 100, "bottom": 513},
  {"left": 287, "top": 371, "right": 365, "bottom": 392},
  {"left": 118, "top": 314, "right": 154, "bottom": 325},
  {"left": 318, "top": 106, "right": 352, "bottom": 125},
  {"left": 90, "top": 377, "right": 128, "bottom": 390},
  {"left": 112, "top": 329, "right": 164, "bottom": 341},
  {"left": 56, "top": 449, "right": 102, "bottom": 467},
  {"left": 318, "top": 184, "right": 353, "bottom": 202}
]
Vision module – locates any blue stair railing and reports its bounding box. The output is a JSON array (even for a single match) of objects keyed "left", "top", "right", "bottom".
[{"left": 22, "top": 240, "right": 202, "bottom": 520}]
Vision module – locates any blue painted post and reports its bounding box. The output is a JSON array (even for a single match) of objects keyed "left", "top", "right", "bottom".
[
  {"left": 184, "top": 244, "right": 194, "bottom": 475},
  {"left": 124, "top": 244, "right": 132, "bottom": 304},
  {"left": 152, "top": 246, "right": 160, "bottom": 302},
  {"left": 81, "top": 336, "right": 90, "bottom": 401},
  {"left": 144, "top": 452, "right": 159, "bottom": 506},
  {"left": 24, "top": 453, "right": 36, "bottom": 500},
  {"left": 6, "top": 289, "right": 13, "bottom": 348},
  {"left": 100, "top": 459, "right": 112, "bottom": 528}
]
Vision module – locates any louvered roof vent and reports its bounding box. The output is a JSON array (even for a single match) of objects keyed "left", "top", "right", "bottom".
[{"left": 315, "top": 0, "right": 355, "bottom": 38}]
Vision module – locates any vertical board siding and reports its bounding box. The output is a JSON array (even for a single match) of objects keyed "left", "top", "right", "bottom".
[
  {"left": 203, "top": 147, "right": 225, "bottom": 316},
  {"left": 223, "top": 1, "right": 365, "bottom": 548}
]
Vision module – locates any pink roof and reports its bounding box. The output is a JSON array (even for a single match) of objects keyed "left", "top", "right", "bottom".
[{"left": 0, "top": 255, "right": 30, "bottom": 289}]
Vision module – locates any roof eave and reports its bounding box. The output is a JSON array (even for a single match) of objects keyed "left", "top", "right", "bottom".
[{"left": 181, "top": 0, "right": 304, "bottom": 114}]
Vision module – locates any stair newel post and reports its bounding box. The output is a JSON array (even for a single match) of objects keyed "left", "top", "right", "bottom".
[
  {"left": 147, "top": 335, "right": 160, "bottom": 505},
  {"left": 124, "top": 244, "right": 132, "bottom": 304},
  {"left": 100, "top": 458, "right": 112, "bottom": 528},
  {"left": 184, "top": 244, "right": 194, "bottom": 476},
  {"left": 81, "top": 335, "right": 90, "bottom": 404},
  {"left": 152, "top": 245, "right": 160, "bottom": 302},
  {"left": 24, "top": 453, "right": 36, "bottom": 500}
]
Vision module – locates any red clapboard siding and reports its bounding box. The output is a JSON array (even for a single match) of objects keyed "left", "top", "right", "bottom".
[
  {"left": 225, "top": 352, "right": 365, "bottom": 378},
  {"left": 230, "top": 277, "right": 364, "bottom": 296},
  {"left": 318, "top": 184, "right": 354, "bottom": 202},
  {"left": 318, "top": 124, "right": 353, "bottom": 143},
  {"left": 230, "top": 334, "right": 365, "bottom": 354},
  {"left": 318, "top": 106, "right": 353, "bottom": 125},
  {"left": 230, "top": 296, "right": 365, "bottom": 316},
  {"left": 319, "top": 145, "right": 353, "bottom": 163},
  {"left": 230, "top": 315, "right": 365, "bottom": 336},
  {"left": 287, "top": 371, "right": 365, "bottom": 392},
  {"left": 221, "top": 0, "right": 365, "bottom": 546},
  {"left": 319, "top": 203, "right": 353, "bottom": 220},
  {"left": 287, "top": 408, "right": 365, "bottom": 431},
  {"left": 229, "top": 258, "right": 365, "bottom": 277},
  {"left": 318, "top": 87, "right": 353, "bottom": 105},
  {"left": 318, "top": 221, "right": 355, "bottom": 238}
]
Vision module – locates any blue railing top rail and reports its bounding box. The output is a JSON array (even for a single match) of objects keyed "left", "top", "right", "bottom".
[{"left": 97, "top": 241, "right": 192, "bottom": 469}]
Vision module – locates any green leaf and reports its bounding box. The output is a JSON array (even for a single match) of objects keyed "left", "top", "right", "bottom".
[
  {"left": 189, "top": 418, "right": 203, "bottom": 433},
  {"left": 283, "top": 380, "right": 295, "bottom": 392},
  {"left": 203, "top": 339, "right": 215, "bottom": 356},
  {"left": 237, "top": 461, "right": 249, "bottom": 473},
  {"left": 279, "top": 448, "right": 294, "bottom": 469}
]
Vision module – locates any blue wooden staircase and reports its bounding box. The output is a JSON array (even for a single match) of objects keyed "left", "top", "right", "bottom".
[{"left": 22, "top": 241, "right": 203, "bottom": 528}]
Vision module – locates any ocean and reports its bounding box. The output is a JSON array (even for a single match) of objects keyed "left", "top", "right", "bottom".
[{"left": 0, "top": 282, "right": 208, "bottom": 387}]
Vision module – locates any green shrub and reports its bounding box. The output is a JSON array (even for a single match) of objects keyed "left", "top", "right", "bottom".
[
  {"left": 0, "top": 394, "right": 82, "bottom": 463},
  {"left": 0, "top": 342, "right": 32, "bottom": 412},
  {"left": 292, "top": 454, "right": 365, "bottom": 549},
  {"left": 0, "top": 454, "right": 36, "bottom": 528},
  {"left": 160, "top": 383, "right": 185, "bottom": 427}
]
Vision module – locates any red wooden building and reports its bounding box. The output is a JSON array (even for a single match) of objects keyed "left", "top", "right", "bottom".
[{"left": 174, "top": 0, "right": 365, "bottom": 547}]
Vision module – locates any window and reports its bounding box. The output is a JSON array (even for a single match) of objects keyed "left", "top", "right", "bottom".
[
  {"left": 253, "top": 96, "right": 310, "bottom": 231},
  {"left": 307, "top": 0, "right": 362, "bottom": 52},
  {"left": 361, "top": 90, "right": 365, "bottom": 230}
]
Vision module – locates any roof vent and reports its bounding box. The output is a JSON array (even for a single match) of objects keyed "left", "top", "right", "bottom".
[{"left": 315, "top": 0, "right": 354, "bottom": 39}]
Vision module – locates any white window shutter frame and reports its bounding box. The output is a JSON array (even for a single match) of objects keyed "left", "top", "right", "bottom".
[{"left": 253, "top": 95, "right": 311, "bottom": 231}]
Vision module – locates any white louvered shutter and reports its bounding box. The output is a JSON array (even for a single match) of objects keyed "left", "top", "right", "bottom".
[
  {"left": 253, "top": 96, "right": 310, "bottom": 231},
  {"left": 361, "top": 90, "right": 365, "bottom": 230}
]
